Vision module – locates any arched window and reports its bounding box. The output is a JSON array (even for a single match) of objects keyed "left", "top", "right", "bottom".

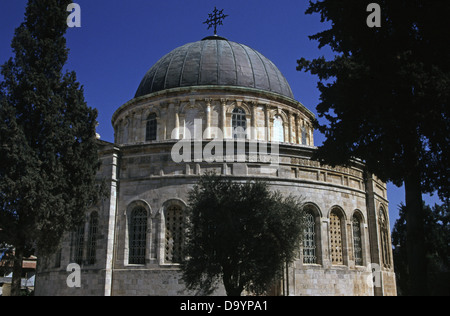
[
  {"left": 165, "top": 205, "right": 184, "bottom": 263},
  {"left": 379, "top": 208, "right": 391, "bottom": 268},
  {"left": 184, "top": 107, "right": 201, "bottom": 139},
  {"left": 352, "top": 214, "right": 363, "bottom": 266},
  {"left": 87, "top": 212, "right": 99, "bottom": 265},
  {"left": 330, "top": 209, "right": 344, "bottom": 265},
  {"left": 232, "top": 108, "right": 247, "bottom": 139},
  {"left": 301, "top": 127, "right": 308, "bottom": 145},
  {"left": 146, "top": 113, "right": 157, "bottom": 141},
  {"left": 273, "top": 115, "right": 284, "bottom": 143},
  {"left": 54, "top": 248, "right": 62, "bottom": 268},
  {"left": 303, "top": 211, "right": 316, "bottom": 264},
  {"left": 72, "top": 224, "right": 85, "bottom": 265},
  {"left": 129, "top": 207, "right": 147, "bottom": 264}
]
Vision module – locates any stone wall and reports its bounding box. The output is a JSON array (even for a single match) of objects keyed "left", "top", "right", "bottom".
[
  {"left": 112, "top": 87, "right": 315, "bottom": 147},
  {"left": 35, "top": 140, "right": 396, "bottom": 296},
  {"left": 35, "top": 83, "right": 396, "bottom": 296},
  {"left": 289, "top": 265, "right": 374, "bottom": 296}
]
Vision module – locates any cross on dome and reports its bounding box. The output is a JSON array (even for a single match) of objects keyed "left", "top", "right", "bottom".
[{"left": 203, "top": 7, "right": 228, "bottom": 35}]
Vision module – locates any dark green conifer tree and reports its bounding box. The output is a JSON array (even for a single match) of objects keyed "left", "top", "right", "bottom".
[
  {"left": 0, "top": 0, "right": 103, "bottom": 295},
  {"left": 297, "top": 0, "right": 449, "bottom": 295}
]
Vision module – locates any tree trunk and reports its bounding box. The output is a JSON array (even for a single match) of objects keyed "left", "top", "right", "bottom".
[
  {"left": 404, "top": 170, "right": 428, "bottom": 295},
  {"left": 11, "top": 245, "right": 24, "bottom": 296},
  {"left": 223, "top": 267, "right": 243, "bottom": 296},
  {"left": 225, "top": 287, "right": 243, "bottom": 297}
]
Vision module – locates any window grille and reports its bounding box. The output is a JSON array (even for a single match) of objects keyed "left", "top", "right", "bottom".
[
  {"left": 352, "top": 215, "right": 363, "bottom": 266},
  {"left": 303, "top": 212, "right": 317, "bottom": 264},
  {"left": 330, "top": 211, "right": 343, "bottom": 265},
  {"left": 146, "top": 113, "right": 157, "bottom": 141},
  {"left": 54, "top": 248, "right": 62, "bottom": 268},
  {"left": 87, "top": 212, "right": 99, "bottom": 265},
  {"left": 73, "top": 224, "right": 85, "bottom": 265},
  {"left": 379, "top": 209, "right": 391, "bottom": 268},
  {"left": 129, "top": 207, "right": 147, "bottom": 264},
  {"left": 232, "top": 108, "right": 247, "bottom": 139},
  {"left": 165, "top": 205, "right": 184, "bottom": 263}
]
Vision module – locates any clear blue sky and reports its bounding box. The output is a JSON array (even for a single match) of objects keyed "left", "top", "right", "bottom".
[{"left": 0, "top": 0, "right": 442, "bottom": 230}]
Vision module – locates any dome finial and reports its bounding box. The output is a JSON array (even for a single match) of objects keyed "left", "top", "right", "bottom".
[{"left": 203, "top": 7, "right": 228, "bottom": 36}]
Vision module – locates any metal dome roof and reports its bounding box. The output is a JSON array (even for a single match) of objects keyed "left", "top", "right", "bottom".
[{"left": 135, "top": 36, "right": 294, "bottom": 99}]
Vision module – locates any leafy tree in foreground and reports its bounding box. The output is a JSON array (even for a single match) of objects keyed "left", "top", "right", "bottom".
[
  {"left": 182, "top": 174, "right": 305, "bottom": 296},
  {"left": 297, "top": 0, "right": 450, "bottom": 295},
  {"left": 392, "top": 202, "right": 450, "bottom": 296},
  {"left": 0, "top": 0, "right": 103, "bottom": 295}
]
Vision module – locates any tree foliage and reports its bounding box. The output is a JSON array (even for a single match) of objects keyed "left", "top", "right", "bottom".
[
  {"left": 298, "top": 0, "right": 449, "bottom": 196},
  {"left": 0, "top": 0, "right": 104, "bottom": 295},
  {"left": 182, "top": 174, "right": 305, "bottom": 296},
  {"left": 297, "top": 0, "right": 449, "bottom": 295},
  {"left": 392, "top": 202, "right": 450, "bottom": 296}
]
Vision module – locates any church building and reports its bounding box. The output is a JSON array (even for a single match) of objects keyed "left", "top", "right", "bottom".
[{"left": 35, "top": 30, "right": 397, "bottom": 296}]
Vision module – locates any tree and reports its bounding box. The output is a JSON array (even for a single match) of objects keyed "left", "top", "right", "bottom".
[
  {"left": 392, "top": 202, "right": 450, "bottom": 295},
  {"left": 297, "top": 0, "right": 450, "bottom": 295},
  {"left": 182, "top": 174, "right": 305, "bottom": 296},
  {"left": 0, "top": 241, "right": 13, "bottom": 278},
  {"left": 0, "top": 0, "right": 103, "bottom": 295}
]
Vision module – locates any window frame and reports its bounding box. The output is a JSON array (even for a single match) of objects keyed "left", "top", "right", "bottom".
[
  {"left": 352, "top": 213, "right": 364, "bottom": 266},
  {"left": 273, "top": 115, "right": 285, "bottom": 143},
  {"left": 232, "top": 108, "right": 247, "bottom": 139},
  {"left": 87, "top": 211, "right": 99, "bottom": 265},
  {"left": 379, "top": 207, "right": 392, "bottom": 269},
  {"left": 303, "top": 211, "right": 317, "bottom": 264},
  {"left": 164, "top": 204, "right": 185, "bottom": 264},
  {"left": 128, "top": 207, "right": 148, "bottom": 265},
  {"left": 330, "top": 209, "right": 345, "bottom": 265},
  {"left": 146, "top": 113, "right": 157, "bottom": 142}
]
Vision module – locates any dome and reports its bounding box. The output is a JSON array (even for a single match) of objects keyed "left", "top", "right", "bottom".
[{"left": 135, "top": 36, "right": 294, "bottom": 99}]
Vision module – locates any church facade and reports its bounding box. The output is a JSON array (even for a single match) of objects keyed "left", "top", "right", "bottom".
[{"left": 35, "top": 36, "right": 396, "bottom": 296}]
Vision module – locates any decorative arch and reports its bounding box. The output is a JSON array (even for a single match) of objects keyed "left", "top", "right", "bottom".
[
  {"left": 142, "top": 105, "right": 162, "bottom": 119},
  {"left": 179, "top": 101, "right": 206, "bottom": 116},
  {"left": 225, "top": 101, "right": 251, "bottom": 115},
  {"left": 271, "top": 108, "right": 289, "bottom": 123},
  {"left": 161, "top": 198, "right": 188, "bottom": 213},
  {"left": 327, "top": 205, "right": 347, "bottom": 220},
  {"left": 303, "top": 202, "right": 323, "bottom": 218},
  {"left": 127, "top": 199, "right": 153, "bottom": 216},
  {"left": 351, "top": 209, "right": 365, "bottom": 223}
]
